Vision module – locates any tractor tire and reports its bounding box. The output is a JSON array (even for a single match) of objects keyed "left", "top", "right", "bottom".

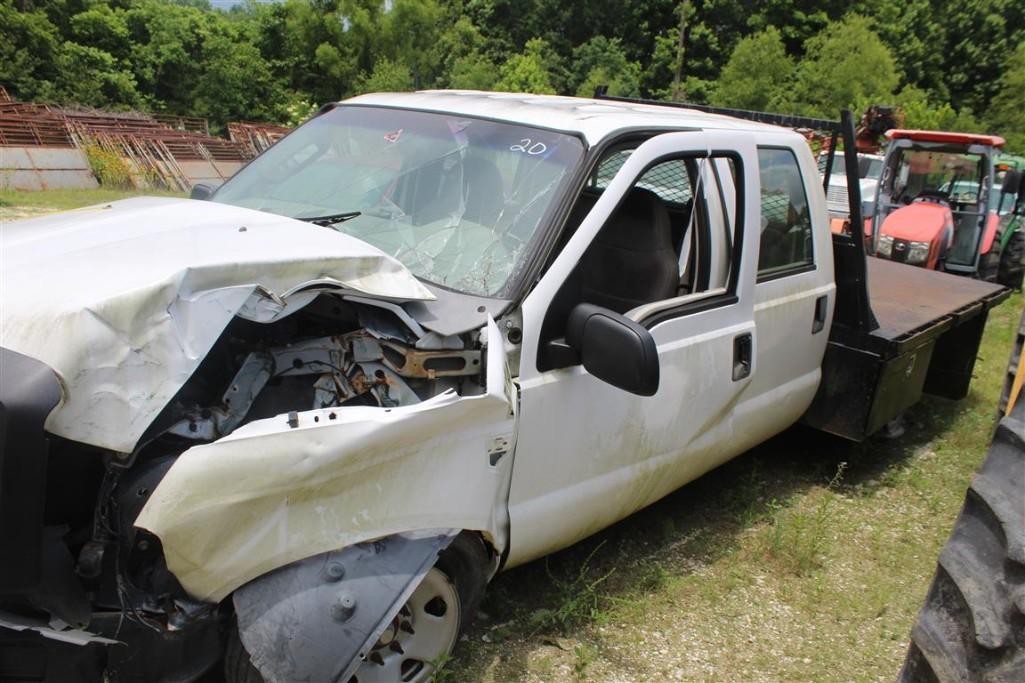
[
  {"left": 997, "top": 230, "right": 1024, "bottom": 291},
  {"left": 978, "top": 241, "right": 1002, "bottom": 282},
  {"left": 898, "top": 312, "right": 1025, "bottom": 683}
]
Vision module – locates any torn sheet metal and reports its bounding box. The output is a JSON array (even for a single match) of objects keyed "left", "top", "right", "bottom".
[
  {"left": 234, "top": 530, "right": 455, "bottom": 683},
  {"left": 136, "top": 317, "right": 515, "bottom": 602},
  {"left": 0, "top": 610, "right": 120, "bottom": 646},
  {"left": 0, "top": 197, "right": 434, "bottom": 453}
]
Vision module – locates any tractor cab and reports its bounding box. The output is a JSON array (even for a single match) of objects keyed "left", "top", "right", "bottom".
[{"left": 871, "top": 130, "right": 1005, "bottom": 279}]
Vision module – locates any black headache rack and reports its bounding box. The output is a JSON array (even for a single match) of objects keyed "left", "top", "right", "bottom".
[{"left": 594, "top": 89, "right": 1010, "bottom": 440}]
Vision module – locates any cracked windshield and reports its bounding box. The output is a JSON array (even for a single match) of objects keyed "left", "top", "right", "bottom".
[{"left": 213, "top": 106, "right": 584, "bottom": 296}]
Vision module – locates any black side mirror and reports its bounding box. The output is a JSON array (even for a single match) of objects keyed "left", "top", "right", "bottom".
[
  {"left": 565, "top": 303, "right": 660, "bottom": 396},
  {"left": 190, "top": 182, "right": 219, "bottom": 201}
]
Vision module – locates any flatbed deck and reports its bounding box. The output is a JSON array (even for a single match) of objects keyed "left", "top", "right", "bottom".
[
  {"left": 806, "top": 258, "right": 1010, "bottom": 441},
  {"left": 864, "top": 257, "right": 1010, "bottom": 352}
]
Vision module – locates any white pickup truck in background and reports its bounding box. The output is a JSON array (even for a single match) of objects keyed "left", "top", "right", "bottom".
[
  {"left": 821, "top": 150, "right": 885, "bottom": 218},
  {"left": 0, "top": 90, "right": 1008, "bottom": 682}
]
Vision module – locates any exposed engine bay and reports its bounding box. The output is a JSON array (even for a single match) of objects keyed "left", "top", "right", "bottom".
[{"left": 158, "top": 293, "right": 486, "bottom": 444}]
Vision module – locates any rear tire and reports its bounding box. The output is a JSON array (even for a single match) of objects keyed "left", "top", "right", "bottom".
[
  {"left": 997, "top": 230, "right": 1024, "bottom": 290},
  {"left": 224, "top": 534, "right": 489, "bottom": 683}
]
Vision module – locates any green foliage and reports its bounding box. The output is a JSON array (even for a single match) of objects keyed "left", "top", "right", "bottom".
[
  {"left": 792, "top": 14, "right": 899, "bottom": 117},
  {"left": 0, "top": 0, "right": 1019, "bottom": 144},
  {"left": 645, "top": 32, "right": 680, "bottom": 100},
  {"left": 495, "top": 38, "right": 558, "bottom": 94},
  {"left": 0, "top": 2, "right": 64, "bottom": 100},
  {"left": 53, "top": 41, "right": 141, "bottom": 108},
  {"left": 447, "top": 52, "right": 498, "bottom": 91},
  {"left": 527, "top": 542, "right": 614, "bottom": 635},
  {"left": 281, "top": 95, "right": 318, "bottom": 127},
  {"left": 570, "top": 37, "right": 640, "bottom": 98},
  {"left": 986, "top": 43, "right": 1025, "bottom": 153},
  {"left": 711, "top": 27, "right": 794, "bottom": 110},
  {"left": 935, "top": 0, "right": 1025, "bottom": 115},
  {"left": 189, "top": 32, "right": 283, "bottom": 131},
  {"left": 890, "top": 86, "right": 984, "bottom": 134},
  {"left": 356, "top": 58, "right": 415, "bottom": 94}
]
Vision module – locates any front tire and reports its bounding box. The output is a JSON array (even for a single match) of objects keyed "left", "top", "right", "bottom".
[{"left": 225, "top": 534, "right": 489, "bottom": 683}]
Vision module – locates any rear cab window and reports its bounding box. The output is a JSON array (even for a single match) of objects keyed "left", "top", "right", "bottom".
[{"left": 757, "top": 147, "right": 814, "bottom": 280}]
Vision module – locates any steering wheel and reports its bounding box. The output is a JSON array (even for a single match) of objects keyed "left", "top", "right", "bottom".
[{"left": 913, "top": 190, "right": 950, "bottom": 206}]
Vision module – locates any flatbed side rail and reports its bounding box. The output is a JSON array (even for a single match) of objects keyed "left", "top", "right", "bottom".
[{"left": 593, "top": 88, "right": 879, "bottom": 333}]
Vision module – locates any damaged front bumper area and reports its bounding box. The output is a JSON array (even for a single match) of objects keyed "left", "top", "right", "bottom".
[{"left": 0, "top": 347, "right": 223, "bottom": 682}]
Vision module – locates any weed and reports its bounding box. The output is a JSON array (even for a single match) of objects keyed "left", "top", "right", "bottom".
[
  {"left": 761, "top": 461, "right": 847, "bottom": 575},
  {"left": 658, "top": 516, "right": 676, "bottom": 542},
  {"left": 428, "top": 652, "right": 453, "bottom": 682},
  {"left": 637, "top": 562, "right": 671, "bottom": 593},
  {"left": 82, "top": 144, "right": 135, "bottom": 189},
  {"left": 529, "top": 654, "right": 555, "bottom": 677},
  {"left": 572, "top": 643, "right": 597, "bottom": 680},
  {"left": 527, "top": 542, "right": 615, "bottom": 636}
]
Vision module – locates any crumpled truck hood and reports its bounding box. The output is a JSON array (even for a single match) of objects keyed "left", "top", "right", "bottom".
[{"left": 0, "top": 197, "right": 434, "bottom": 453}]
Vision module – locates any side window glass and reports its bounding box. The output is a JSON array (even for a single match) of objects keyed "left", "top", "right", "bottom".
[
  {"left": 756, "top": 148, "right": 814, "bottom": 278},
  {"left": 593, "top": 149, "right": 631, "bottom": 189},
  {"left": 638, "top": 159, "right": 693, "bottom": 205},
  {"left": 591, "top": 149, "right": 693, "bottom": 206}
]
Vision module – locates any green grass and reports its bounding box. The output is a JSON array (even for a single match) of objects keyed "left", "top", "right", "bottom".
[
  {"left": 0, "top": 188, "right": 184, "bottom": 212},
  {"left": 452, "top": 294, "right": 1022, "bottom": 682}
]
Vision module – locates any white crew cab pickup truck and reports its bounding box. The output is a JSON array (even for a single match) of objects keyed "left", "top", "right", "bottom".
[{"left": 0, "top": 91, "right": 1007, "bottom": 682}]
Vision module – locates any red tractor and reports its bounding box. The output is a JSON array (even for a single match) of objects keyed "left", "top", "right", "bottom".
[{"left": 868, "top": 129, "right": 1011, "bottom": 282}]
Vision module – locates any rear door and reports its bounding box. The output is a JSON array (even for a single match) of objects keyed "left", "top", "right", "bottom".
[
  {"left": 506, "top": 130, "right": 762, "bottom": 566},
  {"left": 745, "top": 138, "right": 835, "bottom": 448}
]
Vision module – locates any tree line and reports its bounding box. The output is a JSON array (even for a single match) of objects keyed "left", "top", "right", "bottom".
[{"left": 1, "top": 0, "right": 1022, "bottom": 150}]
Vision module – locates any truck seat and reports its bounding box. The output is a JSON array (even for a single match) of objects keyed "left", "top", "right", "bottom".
[{"left": 580, "top": 187, "right": 680, "bottom": 313}]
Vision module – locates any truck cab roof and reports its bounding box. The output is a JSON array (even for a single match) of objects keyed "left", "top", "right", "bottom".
[{"left": 345, "top": 90, "right": 789, "bottom": 146}]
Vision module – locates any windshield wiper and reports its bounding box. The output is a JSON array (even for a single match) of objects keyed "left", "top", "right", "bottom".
[{"left": 296, "top": 211, "right": 362, "bottom": 226}]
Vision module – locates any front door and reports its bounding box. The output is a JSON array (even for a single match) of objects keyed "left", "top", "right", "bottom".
[{"left": 505, "top": 130, "right": 762, "bottom": 566}]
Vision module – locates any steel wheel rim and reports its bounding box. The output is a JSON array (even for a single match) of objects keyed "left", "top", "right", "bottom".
[{"left": 350, "top": 567, "right": 461, "bottom": 683}]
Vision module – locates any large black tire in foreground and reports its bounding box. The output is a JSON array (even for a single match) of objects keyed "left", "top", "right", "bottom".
[{"left": 899, "top": 312, "right": 1025, "bottom": 683}]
